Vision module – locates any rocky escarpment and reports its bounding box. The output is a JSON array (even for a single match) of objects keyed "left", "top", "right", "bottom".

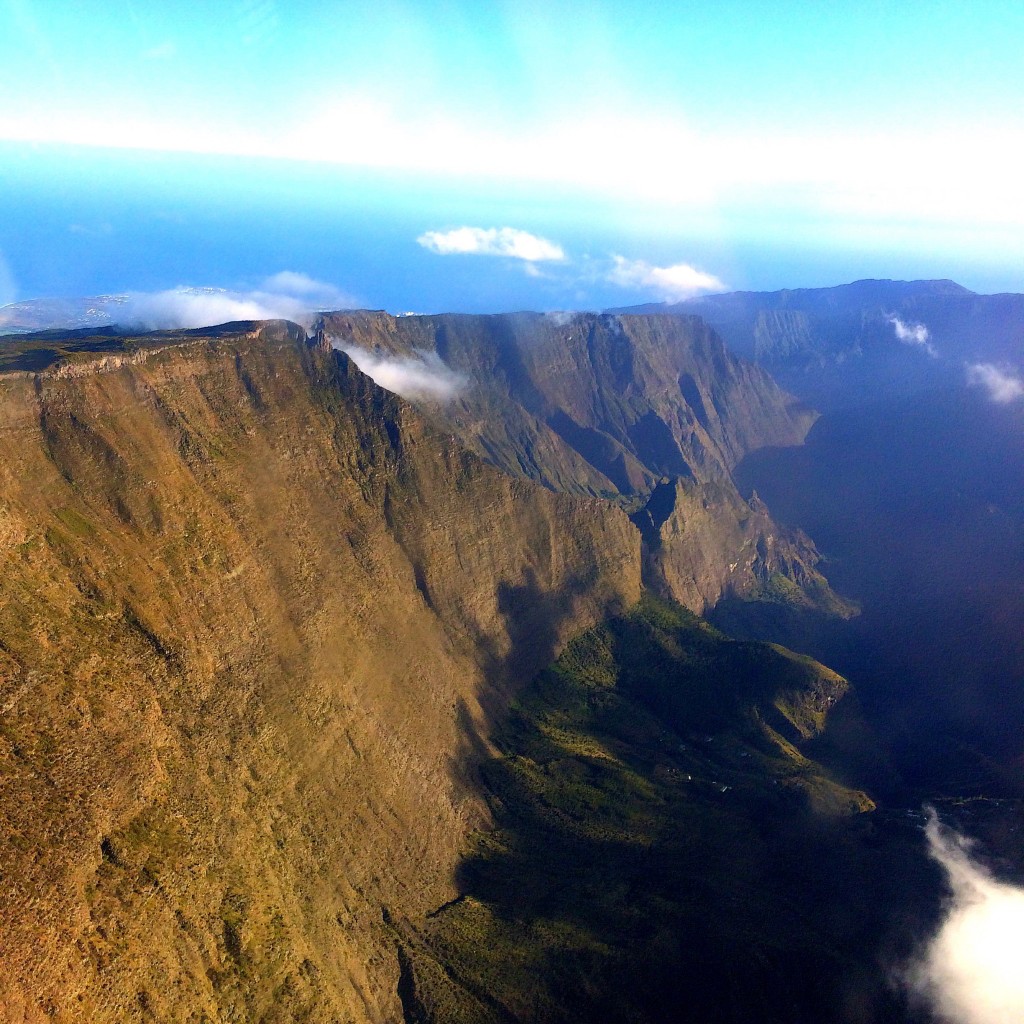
[
  {"left": 612, "top": 279, "right": 974, "bottom": 364},
  {"left": 0, "top": 321, "right": 640, "bottom": 1023},
  {"left": 629, "top": 480, "right": 845, "bottom": 615},
  {"left": 614, "top": 279, "right": 1024, "bottom": 410},
  {"left": 320, "top": 310, "right": 815, "bottom": 493},
  {"left": 319, "top": 310, "right": 839, "bottom": 616}
]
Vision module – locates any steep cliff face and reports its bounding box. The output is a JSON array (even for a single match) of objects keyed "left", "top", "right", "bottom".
[
  {"left": 613, "top": 279, "right": 1024, "bottom": 411},
  {"left": 321, "top": 310, "right": 815, "bottom": 495},
  {"left": 629, "top": 480, "right": 846, "bottom": 616},
  {"left": 0, "top": 322, "right": 639, "bottom": 1023},
  {"left": 319, "top": 310, "right": 835, "bottom": 614}
]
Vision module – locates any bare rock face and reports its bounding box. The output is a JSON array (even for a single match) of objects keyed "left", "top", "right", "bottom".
[
  {"left": 319, "top": 310, "right": 833, "bottom": 614},
  {"left": 320, "top": 310, "right": 815, "bottom": 495},
  {"left": 0, "top": 308, "right": 854, "bottom": 1022},
  {"left": 628, "top": 478, "right": 842, "bottom": 614},
  {"left": 0, "top": 322, "right": 639, "bottom": 1022}
]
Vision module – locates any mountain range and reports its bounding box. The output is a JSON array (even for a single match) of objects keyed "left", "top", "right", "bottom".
[
  {"left": 0, "top": 281, "right": 1020, "bottom": 1022},
  {"left": 614, "top": 278, "right": 1024, "bottom": 409}
]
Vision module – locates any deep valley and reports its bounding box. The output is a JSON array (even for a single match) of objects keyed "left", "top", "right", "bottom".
[{"left": 0, "top": 287, "right": 1021, "bottom": 1023}]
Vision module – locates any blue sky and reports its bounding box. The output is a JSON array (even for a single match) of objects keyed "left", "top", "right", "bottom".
[{"left": 2, "top": 0, "right": 1023, "bottom": 312}]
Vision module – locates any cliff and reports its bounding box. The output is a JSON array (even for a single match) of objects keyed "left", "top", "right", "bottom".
[
  {"left": 0, "top": 321, "right": 640, "bottom": 1022},
  {"left": 320, "top": 310, "right": 815, "bottom": 494},
  {"left": 612, "top": 279, "right": 1024, "bottom": 410},
  {"left": 630, "top": 478, "right": 847, "bottom": 615},
  {"left": 319, "top": 310, "right": 839, "bottom": 615}
]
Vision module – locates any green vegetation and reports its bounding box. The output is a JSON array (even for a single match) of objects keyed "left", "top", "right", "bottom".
[
  {"left": 54, "top": 506, "right": 96, "bottom": 538},
  {"left": 399, "top": 597, "right": 937, "bottom": 1023}
]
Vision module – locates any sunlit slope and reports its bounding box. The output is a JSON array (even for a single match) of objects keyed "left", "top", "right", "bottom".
[{"left": 0, "top": 321, "right": 640, "bottom": 1022}]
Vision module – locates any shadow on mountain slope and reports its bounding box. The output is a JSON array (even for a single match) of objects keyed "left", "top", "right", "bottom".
[
  {"left": 396, "top": 598, "right": 942, "bottom": 1024},
  {"left": 729, "top": 386, "right": 1024, "bottom": 801}
]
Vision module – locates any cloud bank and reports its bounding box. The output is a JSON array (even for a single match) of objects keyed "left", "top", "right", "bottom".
[
  {"left": 332, "top": 343, "right": 466, "bottom": 402},
  {"left": 966, "top": 363, "right": 1024, "bottom": 404},
  {"left": 890, "top": 316, "right": 937, "bottom": 357},
  {"left": 418, "top": 227, "right": 564, "bottom": 262},
  {"left": 122, "top": 274, "right": 355, "bottom": 331},
  {"left": 607, "top": 256, "right": 726, "bottom": 301},
  {"left": 5, "top": 82, "right": 1024, "bottom": 249},
  {"left": 907, "top": 810, "right": 1024, "bottom": 1024},
  {"left": 260, "top": 271, "right": 343, "bottom": 301}
]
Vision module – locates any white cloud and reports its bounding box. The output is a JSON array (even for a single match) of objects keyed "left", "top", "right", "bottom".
[
  {"left": 907, "top": 809, "right": 1024, "bottom": 1024},
  {"left": 606, "top": 255, "right": 726, "bottom": 301},
  {"left": 544, "top": 311, "right": 579, "bottom": 327},
  {"left": 5, "top": 96, "right": 1023, "bottom": 240},
  {"left": 124, "top": 288, "right": 301, "bottom": 330},
  {"left": 260, "top": 271, "right": 349, "bottom": 305},
  {"left": 332, "top": 342, "right": 466, "bottom": 403},
  {"left": 890, "top": 316, "right": 937, "bottom": 357},
  {"left": 418, "top": 226, "right": 564, "bottom": 262},
  {"left": 122, "top": 274, "right": 356, "bottom": 331},
  {"left": 966, "top": 363, "right": 1024, "bottom": 404}
]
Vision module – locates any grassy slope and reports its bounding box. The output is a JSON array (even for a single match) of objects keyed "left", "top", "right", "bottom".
[{"left": 397, "top": 597, "right": 940, "bottom": 1024}]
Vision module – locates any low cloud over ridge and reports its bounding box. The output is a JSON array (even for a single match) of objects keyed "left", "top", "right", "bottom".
[
  {"left": 418, "top": 227, "right": 564, "bottom": 262},
  {"left": 907, "top": 810, "right": 1024, "bottom": 1024},
  {"left": 966, "top": 363, "right": 1024, "bottom": 404},
  {"left": 124, "top": 289, "right": 305, "bottom": 330},
  {"left": 332, "top": 342, "right": 466, "bottom": 403},
  {"left": 890, "top": 316, "right": 937, "bottom": 356},
  {"left": 122, "top": 274, "right": 356, "bottom": 331},
  {"left": 607, "top": 256, "right": 726, "bottom": 301}
]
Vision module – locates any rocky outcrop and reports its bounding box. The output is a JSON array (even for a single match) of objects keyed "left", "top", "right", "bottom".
[
  {"left": 0, "top": 322, "right": 639, "bottom": 1022},
  {"left": 319, "top": 310, "right": 834, "bottom": 614},
  {"left": 629, "top": 478, "right": 848, "bottom": 614}
]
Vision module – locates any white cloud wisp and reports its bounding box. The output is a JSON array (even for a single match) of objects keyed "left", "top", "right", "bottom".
[
  {"left": 333, "top": 343, "right": 466, "bottom": 403},
  {"left": 890, "top": 316, "right": 937, "bottom": 357},
  {"left": 543, "top": 310, "right": 579, "bottom": 327},
  {"left": 260, "top": 271, "right": 345, "bottom": 301},
  {"left": 418, "top": 227, "right": 564, "bottom": 262},
  {"left": 907, "top": 809, "right": 1024, "bottom": 1024},
  {"left": 607, "top": 256, "right": 726, "bottom": 302},
  {"left": 966, "top": 363, "right": 1024, "bottom": 404}
]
